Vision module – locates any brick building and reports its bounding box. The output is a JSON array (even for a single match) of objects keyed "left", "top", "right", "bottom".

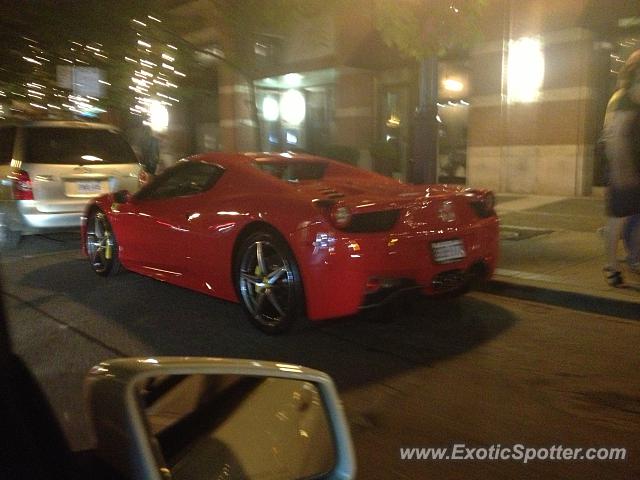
[{"left": 167, "top": 0, "right": 640, "bottom": 196}]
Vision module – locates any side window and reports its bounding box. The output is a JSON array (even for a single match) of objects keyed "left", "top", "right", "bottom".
[
  {"left": 136, "top": 162, "right": 224, "bottom": 201},
  {"left": 0, "top": 127, "right": 16, "bottom": 164}
]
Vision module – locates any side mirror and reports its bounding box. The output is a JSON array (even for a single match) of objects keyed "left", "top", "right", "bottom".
[
  {"left": 85, "top": 357, "right": 356, "bottom": 480},
  {"left": 113, "top": 189, "right": 131, "bottom": 204}
]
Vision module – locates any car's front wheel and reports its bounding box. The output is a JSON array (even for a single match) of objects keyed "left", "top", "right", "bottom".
[
  {"left": 235, "top": 230, "right": 304, "bottom": 334},
  {"left": 86, "top": 209, "right": 122, "bottom": 276}
]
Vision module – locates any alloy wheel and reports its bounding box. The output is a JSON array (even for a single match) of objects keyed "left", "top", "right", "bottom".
[
  {"left": 86, "top": 211, "right": 116, "bottom": 275},
  {"left": 238, "top": 238, "right": 297, "bottom": 330}
]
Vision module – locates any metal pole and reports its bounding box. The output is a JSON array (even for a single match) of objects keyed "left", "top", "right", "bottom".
[{"left": 410, "top": 56, "right": 439, "bottom": 184}]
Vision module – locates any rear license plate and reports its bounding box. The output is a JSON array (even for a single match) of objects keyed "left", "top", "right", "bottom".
[
  {"left": 76, "top": 181, "right": 103, "bottom": 194},
  {"left": 431, "top": 239, "right": 466, "bottom": 264}
]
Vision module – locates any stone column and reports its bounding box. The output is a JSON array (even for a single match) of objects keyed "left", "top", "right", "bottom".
[{"left": 218, "top": 66, "right": 257, "bottom": 152}]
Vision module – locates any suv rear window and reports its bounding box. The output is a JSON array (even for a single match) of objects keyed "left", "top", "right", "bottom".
[
  {"left": 0, "top": 127, "right": 16, "bottom": 164},
  {"left": 24, "top": 127, "right": 137, "bottom": 165}
]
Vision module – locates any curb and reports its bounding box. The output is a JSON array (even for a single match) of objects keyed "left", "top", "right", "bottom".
[{"left": 480, "top": 279, "right": 640, "bottom": 321}]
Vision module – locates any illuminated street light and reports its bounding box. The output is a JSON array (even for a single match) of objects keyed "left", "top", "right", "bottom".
[
  {"left": 22, "top": 56, "right": 42, "bottom": 65},
  {"left": 148, "top": 100, "right": 169, "bottom": 132}
]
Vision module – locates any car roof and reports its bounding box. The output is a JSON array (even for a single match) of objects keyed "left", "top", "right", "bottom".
[
  {"left": 252, "top": 152, "right": 328, "bottom": 163},
  {"left": 186, "top": 152, "right": 329, "bottom": 169}
]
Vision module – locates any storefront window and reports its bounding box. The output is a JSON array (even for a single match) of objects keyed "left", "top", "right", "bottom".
[
  {"left": 306, "top": 86, "right": 333, "bottom": 154},
  {"left": 256, "top": 84, "right": 333, "bottom": 153},
  {"left": 438, "top": 61, "right": 470, "bottom": 183},
  {"left": 375, "top": 86, "right": 408, "bottom": 177},
  {"left": 437, "top": 101, "right": 469, "bottom": 183},
  {"left": 256, "top": 89, "right": 283, "bottom": 151}
]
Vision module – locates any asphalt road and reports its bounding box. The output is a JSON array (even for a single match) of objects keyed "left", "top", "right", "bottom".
[{"left": 2, "top": 233, "right": 639, "bottom": 479}]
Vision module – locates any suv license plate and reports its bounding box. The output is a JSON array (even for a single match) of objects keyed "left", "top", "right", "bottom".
[
  {"left": 431, "top": 239, "right": 466, "bottom": 264},
  {"left": 77, "top": 181, "right": 103, "bottom": 194}
]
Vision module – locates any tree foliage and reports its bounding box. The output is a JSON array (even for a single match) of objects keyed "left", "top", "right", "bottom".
[{"left": 373, "top": 0, "right": 487, "bottom": 59}]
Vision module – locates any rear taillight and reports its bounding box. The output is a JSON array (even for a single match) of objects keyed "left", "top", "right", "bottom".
[
  {"left": 9, "top": 170, "right": 34, "bottom": 200},
  {"left": 465, "top": 189, "right": 495, "bottom": 218},
  {"left": 481, "top": 191, "right": 495, "bottom": 211},
  {"left": 329, "top": 203, "right": 353, "bottom": 229},
  {"left": 313, "top": 199, "right": 355, "bottom": 230}
]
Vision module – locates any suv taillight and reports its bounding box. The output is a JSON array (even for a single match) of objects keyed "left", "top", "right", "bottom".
[
  {"left": 9, "top": 170, "right": 34, "bottom": 200},
  {"left": 138, "top": 169, "right": 150, "bottom": 187}
]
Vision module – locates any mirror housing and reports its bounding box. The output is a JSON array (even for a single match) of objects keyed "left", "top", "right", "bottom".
[
  {"left": 112, "top": 189, "right": 131, "bottom": 204},
  {"left": 85, "top": 357, "right": 356, "bottom": 480}
]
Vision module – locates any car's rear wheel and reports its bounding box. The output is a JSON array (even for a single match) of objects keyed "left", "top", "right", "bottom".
[
  {"left": 86, "top": 209, "right": 122, "bottom": 276},
  {"left": 235, "top": 230, "right": 304, "bottom": 334}
]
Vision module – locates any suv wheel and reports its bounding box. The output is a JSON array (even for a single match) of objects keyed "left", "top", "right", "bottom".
[{"left": 86, "top": 209, "right": 122, "bottom": 276}]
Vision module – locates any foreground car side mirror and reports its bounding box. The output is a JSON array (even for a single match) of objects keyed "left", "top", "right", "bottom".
[{"left": 85, "top": 357, "right": 356, "bottom": 480}]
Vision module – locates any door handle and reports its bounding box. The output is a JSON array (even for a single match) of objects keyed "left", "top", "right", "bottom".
[{"left": 185, "top": 212, "right": 200, "bottom": 221}]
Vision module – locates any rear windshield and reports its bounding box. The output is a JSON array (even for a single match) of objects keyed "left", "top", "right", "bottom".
[
  {"left": 254, "top": 161, "right": 327, "bottom": 182},
  {"left": 25, "top": 127, "right": 138, "bottom": 165},
  {"left": 0, "top": 127, "right": 16, "bottom": 164}
]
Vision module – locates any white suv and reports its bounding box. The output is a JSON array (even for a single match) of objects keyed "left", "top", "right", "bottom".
[{"left": 0, "top": 121, "right": 142, "bottom": 247}]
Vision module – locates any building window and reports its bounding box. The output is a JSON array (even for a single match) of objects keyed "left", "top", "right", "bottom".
[{"left": 375, "top": 86, "right": 408, "bottom": 177}]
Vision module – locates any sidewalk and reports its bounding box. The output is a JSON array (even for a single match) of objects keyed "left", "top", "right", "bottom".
[{"left": 482, "top": 194, "right": 640, "bottom": 319}]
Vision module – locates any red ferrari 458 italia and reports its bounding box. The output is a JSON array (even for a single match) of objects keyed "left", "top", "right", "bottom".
[{"left": 82, "top": 152, "right": 499, "bottom": 333}]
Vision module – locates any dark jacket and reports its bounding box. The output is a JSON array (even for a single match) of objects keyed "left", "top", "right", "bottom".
[{"left": 603, "top": 71, "right": 640, "bottom": 217}]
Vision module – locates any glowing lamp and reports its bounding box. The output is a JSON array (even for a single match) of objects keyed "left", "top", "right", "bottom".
[
  {"left": 280, "top": 89, "right": 306, "bottom": 125},
  {"left": 262, "top": 96, "right": 279, "bottom": 122}
]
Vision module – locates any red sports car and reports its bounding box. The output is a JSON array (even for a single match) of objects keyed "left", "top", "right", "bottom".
[{"left": 82, "top": 153, "right": 499, "bottom": 333}]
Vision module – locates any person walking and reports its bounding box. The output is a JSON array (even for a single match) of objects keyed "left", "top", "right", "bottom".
[
  {"left": 602, "top": 49, "right": 640, "bottom": 286},
  {"left": 623, "top": 213, "right": 640, "bottom": 272}
]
